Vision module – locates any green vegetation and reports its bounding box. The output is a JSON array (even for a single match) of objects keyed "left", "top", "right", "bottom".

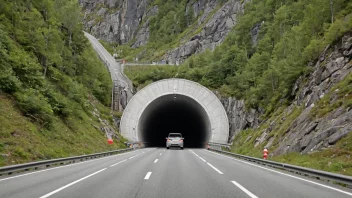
[
  {"left": 125, "top": 65, "right": 178, "bottom": 90},
  {"left": 121, "top": 0, "right": 352, "bottom": 116},
  {"left": 179, "top": 0, "right": 352, "bottom": 113},
  {"left": 310, "top": 72, "right": 352, "bottom": 118},
  {"left": 0, "top": 0, "right": 126, "bottom": 165},
  {"left": 229, "top": 74, "right": 352, "bottom": 176},
  {"left": 114, "top": 0, "right": 225, "bottom": 61},
  {"left": 0, "top": 95, "right": 127, "bottom": 166}
]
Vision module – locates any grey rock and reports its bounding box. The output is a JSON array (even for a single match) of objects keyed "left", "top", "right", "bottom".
[
  {"left": 165, "top": 0, "right": 249, "bottom": 64},
  {"left": 80, "top": 0, "right": 150, "bottom": 44}
]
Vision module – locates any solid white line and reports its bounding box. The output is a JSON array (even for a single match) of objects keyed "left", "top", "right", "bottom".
[
  {"left": 39, "top": 168, "right": 106, "bottom": 198},
  {"left": 154, "top": 159, "right": 158, "bottom": 163},
  {"left": 144, "top": 172, "right": 152, "bottom": 180},
  {"left": 199, "top": 157, "right": 206, "bottom": 162},
  {"left": 0, "top": 150, "right": 141, "bottom": 182},
  {"left": 207, "top": 162, "right": 223, "bottom": 174},
  {"left": 231, "top": 181, "right": 258, "bottom": 198},
  {"left": 110, "top": 159, "right": 127, "bottom": 167},
  {"left": 207, "top": 150, "right": 352, "bottom": 196}
]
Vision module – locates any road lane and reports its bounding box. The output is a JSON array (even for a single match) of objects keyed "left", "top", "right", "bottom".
[
  {"left": 1, "top": 148, "right": 351, "bottom": 198},
  {"left": 0, "top": 149, "right": 147, "bottom": 198},
  {"left": 134, "top": 148, "right": 247, "bottom": 198},
  {"left": 196, "top": 149, "right": 352, "bottom": 198},
  {"left": 50, "top": 148, "right": 163, "bottom": 198}
]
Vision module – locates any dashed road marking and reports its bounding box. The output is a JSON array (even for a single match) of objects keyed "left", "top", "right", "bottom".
[
  {"left": 144, "top": 172, "right": 152, "bottom": 180},
  {"left": 110, "top": 159, "right": 127, "bottom": 167},
  {"left": 39, "top": 168, "right": 106, "bottom": 198},
  {"left": 0, "top": 150, "right": 141, "bottom": 182},
  {"left": 207, "top": 150, "right": 352, "bottom": 196},
  {"left": 154, "top": 159, "right": 158, "bottom": 163},
  {"left": 231, "top": 181, "right": 258, "bottom": 198}
]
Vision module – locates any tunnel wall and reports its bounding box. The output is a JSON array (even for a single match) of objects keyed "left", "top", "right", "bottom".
[{"left": 120, "top": 79, "right": 229, "bottom": 144}]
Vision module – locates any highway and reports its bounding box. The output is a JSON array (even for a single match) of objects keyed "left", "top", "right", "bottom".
[{"left": 1, "top": 148, "right": 352, "bottom": 198}]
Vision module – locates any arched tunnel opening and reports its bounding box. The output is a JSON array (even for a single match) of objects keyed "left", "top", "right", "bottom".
[{"left": 138, "top": 94, "right": 211, "bottom": 148}]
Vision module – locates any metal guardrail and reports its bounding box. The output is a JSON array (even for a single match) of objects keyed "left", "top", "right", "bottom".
[
  {"left": 0, "top": 148, "right": 133, "bottom": 176},
  {"left": 208, "top": 147, "right": 352, "bottom": 186},
  {"left": 208, "top": 142, "right": 232, "bottom": 150}
]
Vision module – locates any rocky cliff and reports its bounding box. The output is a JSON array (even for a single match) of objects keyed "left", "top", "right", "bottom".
[
  {"left": 79, "top": 0, "right": 151, "bottom": 44},
  {"left": 165, "top": 0, "right": 248, "bottom": 64},
  {"left": 80, "top": 0, "right": 248, "bottom": 63},
  {"left": 215, "top": 92, "right": 261, "bottom": 143},
  {"left": 232, "top": 32, "right": 352, "bottom": 156}
]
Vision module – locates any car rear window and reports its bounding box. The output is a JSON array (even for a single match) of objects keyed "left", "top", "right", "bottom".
[{"left": 169, "top": 134, "right": 182, "bottom": 138}]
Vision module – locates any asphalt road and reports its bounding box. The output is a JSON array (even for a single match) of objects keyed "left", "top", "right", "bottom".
[
  {"left": 1, "top": 148, "right": 351, "bottom": 198},
  {"left": 84, "top": 32, "right": 134, "bottom": 98}
]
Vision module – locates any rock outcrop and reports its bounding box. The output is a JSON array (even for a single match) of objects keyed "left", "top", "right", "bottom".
[
  {"left": 272, "top": 32, "right": 352, "bottom": 155},
  {"left": 79, "top": 0, "right": 152, "bottom": 44},
  {"left": 165, "top": 0, "right": 249, "bottom": 64},
  {"left": 237, "top": 32, "right": 352, "bottom": 155},
  {"left": 215, "top": 92, "right": 261, "bottom": 143},
  {"left": 80, "top": 0, "right": 248, "bottom": 64}
]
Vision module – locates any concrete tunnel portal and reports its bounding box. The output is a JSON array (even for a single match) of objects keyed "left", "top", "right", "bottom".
[{"left": 120, "top": 79, "right": 229, "bottom": 148}]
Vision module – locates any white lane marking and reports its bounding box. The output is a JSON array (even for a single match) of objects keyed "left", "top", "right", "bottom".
[
  {"left": 39, "top": 168, "right": 106, "bottom": 198},
  {"left": 190, "top": 150, "right": 200, "bottom": 157},
  {"left": 144, "top": 172, "right": 152, "bottom": 180},
  {"left": 207, "top": 162, "right": 223, "bottom": 174},
  {"left": 0, "top": 150, "right": 141, "bottom": 182},
  {"left": 129, "top": 154, "right": 140, "bottom": 159},
  {"left": 199, "top": 157, "right": 206, "bottom": 162},
  {"left": 160, "top": 153, "right": 162, "bottom": 156},
  {"left": 110, "top": 159, "right": 127, "bottom": 167},
  {"left": 154, "top": 159, "right": 158, "bottom": 163},
  {"left": 207, "top": 150, "right": 352, "bottom": 196},
  {"left": 231, "top": 181, "right": 258, "bottom": 198}
]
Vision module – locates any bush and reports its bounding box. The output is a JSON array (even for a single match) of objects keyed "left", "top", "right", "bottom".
[{"left": 14, "top": 89, "right": 53, "bottom": 126}]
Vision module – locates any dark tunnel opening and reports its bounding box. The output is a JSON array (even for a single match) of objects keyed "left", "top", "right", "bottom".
[{"left": 138, "top": 94, "right": 211, "bottom": 148}]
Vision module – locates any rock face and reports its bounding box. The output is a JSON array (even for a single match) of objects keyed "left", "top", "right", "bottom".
[
  {"left": 215, "top": 92, "right": 261, "bottom": 143},
  {"left": 80, "top": 0, "right": 248, "bottom": 63},
  {"left": 79, "top": 0, "right": 152, "bottom": 44},
  {"left": 238, "top": 32, "right": 352, "bottom": 155},
  {"left": 165, "top": 0, "right": 248, "bottom": 65},
  {"left": 272, "top": 32, "right": 352, "bottom": 155}
]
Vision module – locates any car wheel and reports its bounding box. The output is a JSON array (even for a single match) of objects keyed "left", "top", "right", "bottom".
[
  {"left": 167, "top": 147, "right": 169, "bottom": 149},
  {"left": 180, "top": 147, "right": 183, "bottom": 150}
]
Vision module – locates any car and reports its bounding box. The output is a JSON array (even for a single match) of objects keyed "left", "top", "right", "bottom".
[{"left": 166, "top": 133, "right": 184, "bottom": 149}]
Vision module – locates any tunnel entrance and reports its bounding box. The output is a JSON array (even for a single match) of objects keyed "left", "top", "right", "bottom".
[
  {"left": 120, "top": 79, "right": 229, "bottom": 146},
  {"left": 138, "top": 94, "right": 210, "bottom": 147}
]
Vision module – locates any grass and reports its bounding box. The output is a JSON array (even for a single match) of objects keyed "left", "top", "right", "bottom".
[
  {"left": 272, "top": 131, "right": 352, "bottom": 176},
  {"left": 229, "top": 72, "right": 352, "bottom": 176},
  {"left": 310, "top": 72, "right": 352, "bottom": 118},
  {"left": 0, "top": 95, "right": 127, "bottom": 167}
]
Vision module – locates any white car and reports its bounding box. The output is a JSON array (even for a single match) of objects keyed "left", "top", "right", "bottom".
[{"left": 166, "top": 133, "right": 184, "bottom": 149}]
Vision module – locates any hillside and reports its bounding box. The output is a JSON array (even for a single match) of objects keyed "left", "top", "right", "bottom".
[
  {"left": 80, "top": 0, "right": 247, "bottom": 63},
  {"left": 83, "top": 0, "right": 352, "bottom": 175},
  {"left": 0, "top": 0, "right": 126, "bottom": 166}
]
